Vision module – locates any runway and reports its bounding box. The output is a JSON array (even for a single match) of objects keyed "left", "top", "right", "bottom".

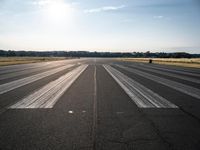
[{"left": 0, "top": 58, "right": 200, "bottom": 150}]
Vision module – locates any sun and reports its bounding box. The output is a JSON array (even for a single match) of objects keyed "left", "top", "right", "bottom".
[{"left": 44, "top": 0, "right": 73, "bottom": 21}]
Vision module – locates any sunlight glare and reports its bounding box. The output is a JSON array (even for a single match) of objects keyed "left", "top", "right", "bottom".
[{"left": 43, "top": 0, "right": 73, "bottom": 21}]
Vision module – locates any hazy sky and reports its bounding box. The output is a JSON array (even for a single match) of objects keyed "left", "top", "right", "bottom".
[{"left": 0, "top": 0, "right": 200, "bottom": 53}]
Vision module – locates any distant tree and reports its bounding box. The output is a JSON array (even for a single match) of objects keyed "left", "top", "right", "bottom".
[{"left": 0, "top": 50, "right": 198, "bottom": 58}]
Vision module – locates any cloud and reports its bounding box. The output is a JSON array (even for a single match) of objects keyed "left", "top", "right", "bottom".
[
  {"left": 32, "top": 0, "right": 51, "bottom": 6},
  {"left": 32, "top": 0, "right": 74, "bottom": 7},
  {"left": 153, "top": 15, "right": 164, "bottom": 19},
  {"left": 84, "top": 5, "right": 125, "bottom": 13},
  {"left": 135, "top": 1, "right": 190, "bottom": 8}
]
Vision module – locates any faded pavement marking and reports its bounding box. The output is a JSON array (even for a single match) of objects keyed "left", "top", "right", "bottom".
[
  {"left": 9, "top": 65, "right": 88, "bottom": 109},
  {"left": 104, "top": 65, "right": 178, "bottom": 108}
]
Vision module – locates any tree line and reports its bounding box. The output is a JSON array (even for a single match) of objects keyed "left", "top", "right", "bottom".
[{"left": 0, "top": 50, "right": 199, "bottom": 58}]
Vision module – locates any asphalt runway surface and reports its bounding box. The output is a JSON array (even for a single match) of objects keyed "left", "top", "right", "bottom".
[{"left": 0, "top": 58, "right": 200, "bottom": 150}]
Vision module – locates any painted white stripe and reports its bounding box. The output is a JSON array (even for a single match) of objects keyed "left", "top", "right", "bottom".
[
  {"left": 142, "top": 64, "right": 200, "bottom": 78},
  {"left": 104, "top": 65, "right": 178, "bottom": 108},
  {"left": 0, "top": 62, "right": 52, "bottom": 75},
  {"left": 10, "top": 65, "right": 88, "bottom": 109},
  {"left": 128, "top": 65, "right": 200, "bottom": 84},
  {"left": 0, "top": 64, "right": 74, "bottom": 94},
  {"left": 0, "top": 65, "right": 67, "bottom": 81},
  {"left": 116, "top": 65, "right": 200, "bottom": 100}
]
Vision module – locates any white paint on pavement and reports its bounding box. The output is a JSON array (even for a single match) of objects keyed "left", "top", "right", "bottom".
[
  {"left": 141, "top": 64, "right": 200, "bottom": 78},
  {"left": 129, "top": 65, "right": 200, "bottom": 84},
  {"left": 9, "top": 65, "right": 88, "bottom": 109},
  {"left": 0, "top": 64, "right": 75, "bottom": 94},
  {"left": 104, "top": 65, "right": 178, "bottom": 108},
  {"left": 116, "top": 65, "right": 200, "bottom": 100},
  {"left": 0, "top": 62, "right": 68, "bottom": 81},
  {"left": 68, "top": 111, "right": 74, "bottom": 114}
]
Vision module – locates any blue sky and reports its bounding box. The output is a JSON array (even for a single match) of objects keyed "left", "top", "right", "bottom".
[{"left": 0, "top": 0, "right": 200, "bottom": 53}]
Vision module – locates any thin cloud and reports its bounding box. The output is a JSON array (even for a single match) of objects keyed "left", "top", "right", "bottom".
[
  {"left": 32, "top": 0, "right": 51, "bottom": 6},
  {"left": 84, "top": 5, "right": 125, "bottom": 13},
  {"left": 153, "top": 15, "right": 164, "bottom": 19}
]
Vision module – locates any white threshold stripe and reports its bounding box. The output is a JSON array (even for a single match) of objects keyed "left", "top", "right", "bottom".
[
  {"left": 103, "top": 65, "right": 178, "bottom": 108},
  {"left": 143, "top": 65, "right": 200, "bottom": 78},
  {"left": 0, "top": 64, "right": 75, "bottom": 95},
  {"left": 10, "top": 65, "right": 88, "bottom": 109},
  {"left": 128, "top": 65, "right": 200, "bottom": 84},
  {"left": 116, "top": 65, "right": 200, "bottom": 100},
  {"left": 0, "top": 62, "right": 68, "bottom": 81},
  {"left": 0, "top": 62, "right": 52, "bottom": 75}
]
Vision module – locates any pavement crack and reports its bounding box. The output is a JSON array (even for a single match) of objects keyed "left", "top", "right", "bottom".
[
  {"left": 100, "top": 136, "right": 158, "bottom": 145},
  {"left": 140, "top": 112, "right": 175, "bottom": 149},
  {"left": 179, "top": 106, "right": 200, "bottom": 124}
]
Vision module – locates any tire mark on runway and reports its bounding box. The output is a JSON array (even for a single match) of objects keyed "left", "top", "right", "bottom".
[
  {"left": 116, "top": 65, "right": 200, "bottom": 100},
  {"left": 9, "top": 65, "right": 88, "bottom": 109},
  {"left": 0, "top": 64, "right": 75, "bottom": 94},
  {"left": 104, "top": 65, "right": 178, "bottom": 108}
]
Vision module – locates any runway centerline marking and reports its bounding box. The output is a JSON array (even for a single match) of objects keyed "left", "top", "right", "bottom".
[
  {"left": 104, "top": 65, "right": 178, "bottom": 108},
  {"left": 9, "top": 65, "right": 88, "bottom": 109},
  {"left": 91, "top": 65, "right": 97, "bottom": 149}
]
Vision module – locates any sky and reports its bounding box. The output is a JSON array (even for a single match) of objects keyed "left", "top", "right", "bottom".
[{"left": 0, "top": 0, "right": 200, "bottom": 53}]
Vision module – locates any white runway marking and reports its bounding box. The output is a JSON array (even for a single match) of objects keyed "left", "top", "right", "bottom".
[
  {"left": 0, "top": 62, "right": 68, "bottom": 81},
  {"left": 68, "top": 111, "right": 74, "bottom": 114},
  {"left": 116, "top": 65, "right": 200, "bottom": 100},
  {"left": 9, "top": 65, "right": 88, "bottom": 109},
  {"left": 104, "top": 65, "right": 178, "bottom": 108},
  {"left": 141, "top": 64, "right": 200, "bottom": 78},
  {"left": 91, "top": 65, "right": 97, "bottom": 149},
  {"left": 0, "top": 64, "right": 74, "bottom": 94},
  {"left": 0, "top": 62, "right": 52, "bottom": 75},
  {"left": 128, "top": 65, "right": 200, "bottom": 84}
]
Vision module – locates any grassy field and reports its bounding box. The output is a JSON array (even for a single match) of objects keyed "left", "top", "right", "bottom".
[
  {"left": 0, "top": 57, "right": 67, "bottom": 66},
  {"left": 119, "top": 58, "right": 200, "bottom": 68}
]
